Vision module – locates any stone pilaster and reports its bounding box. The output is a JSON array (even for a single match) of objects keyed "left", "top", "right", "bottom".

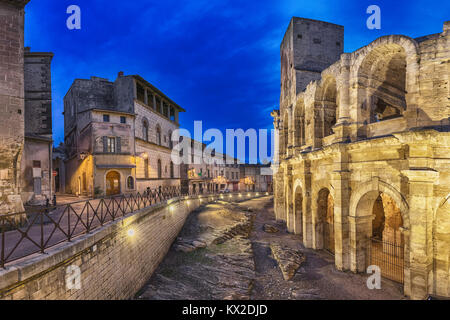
[
  {"left": 401, "top": 169, "right": 438, "bottom": 299},
  {"left": 331, "top": 145, "right": 351, "bottom": 271},
  {"left": 302, "top": 161, "right": 313, "bottom": 248}
]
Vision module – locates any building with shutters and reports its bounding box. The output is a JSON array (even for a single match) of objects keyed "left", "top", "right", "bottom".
[{"left": 63, "top": 72, "right": 184, "bottom": 197}]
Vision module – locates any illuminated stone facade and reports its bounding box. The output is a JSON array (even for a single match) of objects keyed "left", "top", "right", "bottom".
[{"left": 272, "top": 17, "right": 450, "bottom": 299}]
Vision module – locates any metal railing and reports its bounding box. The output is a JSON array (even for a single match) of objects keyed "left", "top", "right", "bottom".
[
  {"left": 368, "top": 237, "right": 405, "bottom": 284},
  {"left": 0, "top": 187, "right": 271, "bottom": 268}
]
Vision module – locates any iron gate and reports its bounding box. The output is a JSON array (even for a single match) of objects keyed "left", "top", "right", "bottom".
[{"left": 368, "top": 237, "right": 404, "bottom": 283}]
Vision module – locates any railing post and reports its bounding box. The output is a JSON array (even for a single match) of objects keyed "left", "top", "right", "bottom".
[
  {"left": 40, "top": 210, "right": 45, "bottom": 254},
  {"left": 67, "top": 205, "right": 71, "bottom": 242},
  {"left": 1, "top": 221, "right": 5, "bottom": 269}
]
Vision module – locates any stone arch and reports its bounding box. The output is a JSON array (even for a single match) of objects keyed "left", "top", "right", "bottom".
[
  {"left": 104, "top": 170, "right": 121, "bottom": 196},
  {"left": 293, "top": 98, "right": 305, "bottom": 147},
  {"left": 314, "top": 188, "right": 335, "bottom": 253},
  {"left": 353, "top": 35, "right": 419, "bottom": 126},
  {"left": 349, "top": 178, "right": 409, "bottom": 273},
  {"left": 156, "top": 124, "right": 162, "bottom": 146},
  {"left": 142, "top": 117, "right": 149, "bottom": 141},
  {"left": 350, "top": 178, "right": 409, "bottom": 227},
  {"left": 293, "top": 181, "right": 303, "bottom": 239},
  {"left": 433, "top": 195, "right": 450, "bottom": 296},
  {"left": 282, "top": 111, "right": 289, "bottom": 156},
  {"left": 315, "top": 75, "right": 339, "bottom": 138}
]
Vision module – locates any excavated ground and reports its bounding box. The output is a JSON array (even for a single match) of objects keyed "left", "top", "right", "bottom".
[{"left": 135, "top": 197, "right": 405, "bottom": 300}]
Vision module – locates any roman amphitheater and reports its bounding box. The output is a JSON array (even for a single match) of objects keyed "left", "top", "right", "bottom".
[{"left": 271, "top": 17, "right": 450, "bottom": 299}]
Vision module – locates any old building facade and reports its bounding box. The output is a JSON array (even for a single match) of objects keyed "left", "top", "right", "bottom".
[
  {"left": 179, "top": 137, "right": 242, "bottom": 194},
  {"left": 272, "top": 17, "right": 450, "bottom": 299},
  {"left": 21, "top": 48, "right": 53, "bottom": 204},
  {"left": 0, "top": 0, "right": 53, "bottom": 213},
  {"left": 64, "top": 73, "right": 184, "bottom": 197},
  {"left": 239, "top": 164, "right": 273, "bottom": 192}
]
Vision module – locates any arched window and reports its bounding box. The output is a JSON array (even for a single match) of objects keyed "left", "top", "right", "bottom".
[
  {"left": 157, "top": 159, "right": 162, "bottom": 179},
  {"left": 156, "top": 125, "right": 161, "bottom": 145},
  {"left": 170, "top": 161, "right": 174, "bottom": 178},
  {"left": 168, "top": 130, "right": 173, "bottom": 149},
  {"left": 143, "top": 120, "right": 149, "bottom": 141},
  {"left": 127, "top": 176, "right": 134, "bottom": 190}
]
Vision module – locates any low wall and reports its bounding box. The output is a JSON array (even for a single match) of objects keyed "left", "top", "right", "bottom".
[{"left": 0, "top": 192, "right": 268, "bottom": 300}]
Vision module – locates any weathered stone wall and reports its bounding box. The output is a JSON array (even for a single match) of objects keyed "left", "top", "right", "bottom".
[
  {"left": 0, "top": 1, "right": 27, "bottom": 214},
  {"left": 0, "top": 193, "right": 264, "bottom": 300}
]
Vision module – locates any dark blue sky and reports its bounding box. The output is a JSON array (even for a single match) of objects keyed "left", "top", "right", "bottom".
[{"left": 25, "top": 0, "right": 449, "bottom": 152}]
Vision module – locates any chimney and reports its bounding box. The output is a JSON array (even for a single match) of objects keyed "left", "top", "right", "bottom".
[{"left": 118, "top": 71, "right": 124, "bottom": 77}]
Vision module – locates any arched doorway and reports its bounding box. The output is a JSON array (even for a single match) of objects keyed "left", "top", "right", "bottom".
[
  {"left": 316, "top": 188, "right": 334, "bottom": 253},
  {"left": 354, "top": 190, "right": 405, "bottom": 282},
  {"left": 293, "top": 185, "right": 303, "bottom": 239},
  {"left": 433, "top": 197, "right": 450, "bottom": 296},
  {"left": 106, "top": 171, "right": 121, "bottom": 196}
]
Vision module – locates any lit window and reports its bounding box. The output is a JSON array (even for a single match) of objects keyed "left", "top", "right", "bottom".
[{"left": 106, "top": 137, "right": 116, "bottom": 153}]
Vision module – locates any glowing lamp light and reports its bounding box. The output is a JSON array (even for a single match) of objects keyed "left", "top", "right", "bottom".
[{"left": 127, "top": 229, "right": 135, "bottom": 237}]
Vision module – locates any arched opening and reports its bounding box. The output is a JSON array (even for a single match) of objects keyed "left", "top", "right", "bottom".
[
  {"left": 316, "top": 188, "right": 334, "bottom": 253},
  {"left": 282, "top": 112, "right": 289, "bottom": 156},
  {"left": 433, "top": 197, "right": 450, "bottom": 296},
  {"left": 294, "top": 100, "right": 305, "bottom": 146},
  {"left": 354, "top": 190, "right": 405, "bottom": 282},
  {"left": 106, "top": 171, "right": 121, "bottom": 196},
  {"left": 127, "top": 176, "right": 134, "bottom": 190},
  {"left": 168, "top": 130, "right": 173, "bottom": 149},
  {"left": 156, "top": 125, "right": 162, "bottom": 146},
  {"left": 294, "top": 185, "right": 303, "bottom": 239},
  {"left": 157, "top": 159, "right": 162, "bottom": 179},
  {"left": 358, "top": 44, "right": 407, "bottom": 124},
  {"left": 142, "top": 120, "right": 149, "bottom": 142},
  {"left": 170, "top": 161, "right": 174, "bottom": 178},
  {"left": 321, "top": 77, "right": 338, "bottom": 137}
]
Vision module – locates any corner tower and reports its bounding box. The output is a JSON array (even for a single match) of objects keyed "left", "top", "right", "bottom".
[{"left": 280, "top": 17, "right": 344, "bottom": 111}]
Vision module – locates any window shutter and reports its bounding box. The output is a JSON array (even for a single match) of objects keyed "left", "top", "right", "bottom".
[
  {"left": 102, "top": 136, "right": 107, "bottom": 153},
  {"left": 116, "top": 137, "right": 121, "bottom": 153}
]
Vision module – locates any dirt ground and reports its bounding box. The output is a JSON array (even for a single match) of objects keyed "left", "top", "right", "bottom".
[{"left": 136, "top": 196, "right": 406, "bottom": 300}]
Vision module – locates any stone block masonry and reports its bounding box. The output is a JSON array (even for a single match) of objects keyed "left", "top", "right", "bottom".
[
  {"left": 0, "top": 1, "right": 28, "bottom": 214},
  {"left": 0, "top": 192, "right": 266, "bottom": 299}
]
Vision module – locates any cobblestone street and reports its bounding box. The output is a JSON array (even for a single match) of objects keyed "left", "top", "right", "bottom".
[{"left": 136, "top": 196, "right": 406, "bottom": 300}]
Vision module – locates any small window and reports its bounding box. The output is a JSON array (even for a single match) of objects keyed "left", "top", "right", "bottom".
[
  {"left": 103, "top": 137, "right": 116, "bottom": 153},
  {"left": 313, "top": 38, "right": 321, "bottom": 44},
  {"left": 103, "top": 114, "right": 110, "bottom": 122},
  {"left": 127, "top": 176, "right": 134, "bottom": 189},
  {"left": 33, "top": 160, "right": 41, "bottom": 168},
  {"left": 120, "top": 116, "right": 126, "bottom": 124},
  {"left": 297, "top": 34, "right": 302, "bottom": 39}
]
